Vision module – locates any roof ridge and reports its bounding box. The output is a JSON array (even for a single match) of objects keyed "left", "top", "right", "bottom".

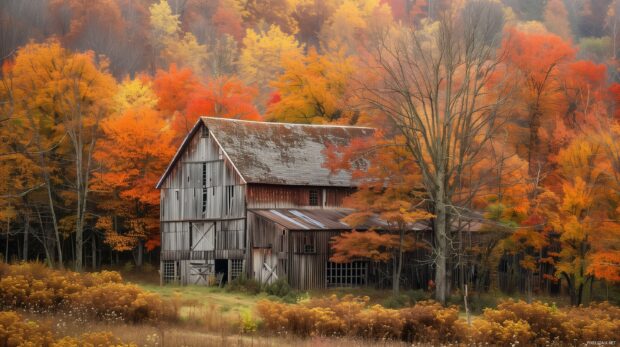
[{"left": 200, "top": 116, "right": 374, "bottom": 130}]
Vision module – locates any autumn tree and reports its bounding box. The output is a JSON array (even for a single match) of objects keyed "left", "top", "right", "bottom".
[
  {"left": 94, "top": 106, "right": 175, "bottom": 266},
  {"left": 329, "top": 133, "right": 432, "bottom": 294},
  {"left": 239, "top": 25, "right": 303, "bottom": 101},
  {"left": 114, "top": 75, "right": 158, "bottom": 114},
  {"left": 360, "top": 2, "right": 510, "bottom": 304},
  {"left": 541, "top": 135, "right": 620, "bottom": 305},
  {"left": 149, "top": 0, "right": 208, "bottom": 74},
  {"left": 268, "top": 48, "right": 355, "bottom": 124},
  {"left": 544, "top": 0, "right": 573, "bottom": 41},
  {"left": 319, "top": 0, "right": 393, "bottom": 54},
  {"left": 152, "top": 63, "right": 200, "bottom": 117},
  {"left": 184, "top": 76, "right": 261, "bottom": 124},
  {"left": 503, "top": 29, "right": 575, "bottom": 177},
  {"left": 5, "top": 40, "right": 116, "bottom": 271}
]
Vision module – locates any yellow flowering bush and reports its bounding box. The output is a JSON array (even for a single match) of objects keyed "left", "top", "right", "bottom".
[
  {"left": 0, "top": 263, "right": 174, "bottom": 323},
  {"left": 256, "top": 297, "right": 620, "bottom": 344}
]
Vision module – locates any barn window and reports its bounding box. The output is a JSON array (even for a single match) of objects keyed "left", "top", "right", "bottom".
[
  {"left": 201, "top": 126, "right": 209, "bottom": 138},
  {"left": 230, "top": 259, "right": 243, "bottom": 280},
  {"left": 162, "top": 261, "right": 180, "bottom": 284},
  {"left": 225, "top": 185, "right": 235, "bottom": 214},
  {"left": 302, "top": 234, "right": 315, "bottom": 253},
  {"left": 326, "top": 261, "right": 368, "bottom": 287},
  {"left": 280, "top": 230, "right": 286, "bottom": 251},
  {"left": 309, "top": 189, "right": 320, "bottom": 206},
  {"left": 202, "top": 163, "right": 207, "bottom": 213},
  {"left": 189, "top": 223, "right": 193, "bottom": 248}
]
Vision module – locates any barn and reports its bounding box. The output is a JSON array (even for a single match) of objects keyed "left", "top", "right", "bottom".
[{"left": 156, "top": 117, "right": 397, "bottom": 289}]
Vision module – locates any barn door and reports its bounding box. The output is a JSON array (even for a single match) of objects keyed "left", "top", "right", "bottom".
[
  {"left": 253, "top": 248, "right": 278, "bottom": 284},
  {"left": 188, "top": 222, "right": 215, "bottom": 285},
  {"left": 190, "top": 222, "right": 214, "bottom": 252},
  {"left": 188, "top": 261, "right": 212, "bottom": 285}
]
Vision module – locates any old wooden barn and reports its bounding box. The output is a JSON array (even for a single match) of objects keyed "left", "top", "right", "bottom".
[{"left": 156, "top": 117, "right": 398, "bottom": 289}]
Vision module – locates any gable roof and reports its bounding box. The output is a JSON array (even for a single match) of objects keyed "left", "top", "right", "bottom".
[{"left": 157, "top": 117, "right": 374, "bottom": 188}]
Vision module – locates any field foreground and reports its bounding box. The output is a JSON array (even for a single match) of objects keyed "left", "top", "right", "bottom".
[{"left": 0, "top": 263, "right": 619, "bottom": 346}]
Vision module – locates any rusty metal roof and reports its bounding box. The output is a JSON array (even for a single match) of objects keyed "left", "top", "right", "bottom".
[
  {"left": 249, "top": 208, "right": 492, "bottom": 232},
  {"left": 202, "top": 117, "right": 374, "bottom": 186},
  {"left": 249, "top": 208, "right": 430, "bottom": 231}
]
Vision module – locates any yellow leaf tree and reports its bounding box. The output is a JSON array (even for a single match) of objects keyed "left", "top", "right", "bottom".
[
  {"left": 267, "top": 48, "right": 355, "bottom": 124},
  {"left": 7, "top": 40, "right": 116, "bottom": 271},
  {"left": 542, "top": 136, "right": 620, "bottom": 305},
  {"left": 149, "top": 0, "right": 208, "bottom": 74},
  {"left": 239, "top": 25, "right": 303, "bottom": 100}
]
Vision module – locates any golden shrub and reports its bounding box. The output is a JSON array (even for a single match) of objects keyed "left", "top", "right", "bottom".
[
  {"left": 0, "top": 263, "right": 172, "bottom": 323},
  {"left": 52, "top": 332, "right": 137, "bottom": 347},
  {"left": 561, "top": 302, "right": 620, "bottom": 342},
  {"left": 352, "top": 304, "right": 402, "bottom": 339},
  {"left": 399, "top": 300, "right": 464, "bottom": 343},
  {"left": 256, "top": 300, "right": 289, "bottom": 334},
  {"left": 469, "top": 318, "right": 535, "bottom": 345},
  {"left": 0, "top": 311, "right": 55, "bottom": 346},
  {"left": 482, "top": 300, "right": 567, "bottom": 345}
]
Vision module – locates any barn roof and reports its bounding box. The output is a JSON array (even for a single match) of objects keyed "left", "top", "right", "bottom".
[
  {"left": 202, "top": 117, "right": 373, "bottom": 186},
  {"left": 250, "top": 208, "right": 491, "bottom": 232},
  {"left": 249, "top": 208, "right": 398, "bottom": 231},
  {"left": 157, "top": 117, "right": 374, "bottom": 188}
]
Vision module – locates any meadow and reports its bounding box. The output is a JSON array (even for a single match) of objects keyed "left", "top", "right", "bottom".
[{"left": 0, "top": 262, "right": 618, "bottom": 346}]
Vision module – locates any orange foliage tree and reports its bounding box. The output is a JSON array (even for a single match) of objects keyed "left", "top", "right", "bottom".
[
  {"left": 329, "top": 132, "right": 432, "bottom": 294},
  {"left": 93, "top": 106, "right": 175, "bottom": 263}
]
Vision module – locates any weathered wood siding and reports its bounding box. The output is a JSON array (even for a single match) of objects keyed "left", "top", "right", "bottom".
[
  {"left": 247, "top": 211, "right": 288, "bottom": 284},
  {"left": 246, "top": 184, "right": 353, "bottom": 209},
  {"left": 288, "top": 230, "right": 342, "bottom": 290},
  {"left": 160, "top": 125, "right": 247, "bottom": 285}
]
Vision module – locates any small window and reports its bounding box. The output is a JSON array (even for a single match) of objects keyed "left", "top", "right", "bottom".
[
  {"left": 225, "top": 185, "right": 235, "bottom": 213},
  {"left": 280, "top": 230, "right": 285, "bottom": 251},
  {"left": 309, "top": 189, "right": 320, "bottom": 206},
  {"left": 230, "top": 259, "right": 243, "bottom": 280},
  {"left": 202, "top": 163, "right": 208, "bottom": 213},
  {"left": 302, "top": 235, "right": 315, "bottom": 253},
  {"left": 162, "top": 261, "right": 180, "bottom": 284},
  {"left": 201, "top": 126, "right": 209, "bottom": 138},
  {"left": 189, "top": 223, "right": 193, "bottom": 248},
  {"left": 175, "top": 190, "right": 179, "bottom": 200}
]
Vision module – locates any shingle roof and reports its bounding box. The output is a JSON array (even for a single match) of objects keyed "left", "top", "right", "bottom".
[{"left": 201, "top": 117, "right": 374, "bottom": 186}]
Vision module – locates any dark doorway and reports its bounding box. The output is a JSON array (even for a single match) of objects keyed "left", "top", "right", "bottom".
[{"left": 215, "top": 259, "right": 228, "bottom": 286}]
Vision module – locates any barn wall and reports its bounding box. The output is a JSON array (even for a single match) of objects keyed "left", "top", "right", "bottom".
[
  {"left": 160, "top": 125, "right": 247, "bottom": 285},
  {"left": 246, "top": 184, "right": 353, "bottom": 209},
  {"left": 247, "top": 211, "right": 289, "bottom": 285},
  {"left": 288, "top": 230, "right": 343, "bottom": 290}
]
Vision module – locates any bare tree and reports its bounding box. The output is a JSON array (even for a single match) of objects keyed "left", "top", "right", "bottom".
[{"left": 362, "top": 1, "right": 510, "bottom": 304}]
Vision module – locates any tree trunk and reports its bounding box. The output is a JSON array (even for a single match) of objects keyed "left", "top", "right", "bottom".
[
  {"left": 22, "top": 216, "right": 29, "bottom": 261},
  {"left": 137, "top": 240, "right": 144, "bottom": 268},
  {"left": 35, "top": 208, "right": 54, "bottom": 267},
  {"left": 91, "top": 233, "right": 97, "bottom": 270},
  {"left": 393, "top": 229, "right": 404, "bottom": 295},
  {"left": 4, "top": 210, "right": 9, "bottom": 263},
  {"left": 434, "top": 192, "right": 449, "bottom": 304},
  {"left": 29, "top": 115, "right": 63, "bottom": 269}
]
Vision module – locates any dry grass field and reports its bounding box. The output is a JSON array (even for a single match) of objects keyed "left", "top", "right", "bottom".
[{"left": 1, "top": 263, "right": 619, "bottom": 346}]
